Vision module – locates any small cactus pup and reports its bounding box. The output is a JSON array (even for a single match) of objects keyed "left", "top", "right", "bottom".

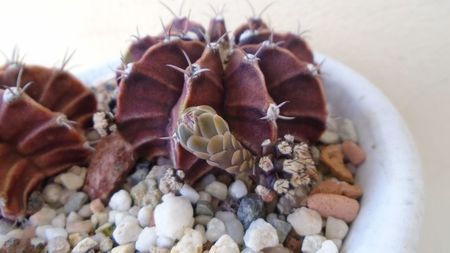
[
  {"left": 242, "top": 41, "right": 327, "bottom": 142},
  {"left": 116, "top": 38, "right": 205, "bottom": 160},
  {"left": 224, "top": 48, "right": 278, "bottom": 156},
  {"left": 0, "top": 70, "right": 92, "bottom": 219},
  {"left": 175, "top": 106, "right": 255, "bottom": 175},
  {"left": 0, "top": 59, "right": 97, "bottom": 128}
]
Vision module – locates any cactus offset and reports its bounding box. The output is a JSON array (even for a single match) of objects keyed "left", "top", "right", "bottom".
[{"left": 175, "top": 106, "right": 254, "bottom": 174}]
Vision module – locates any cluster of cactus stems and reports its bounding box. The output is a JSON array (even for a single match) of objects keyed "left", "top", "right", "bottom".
[
  {"left": 116, "top": 2, "right": 327, "bottom": 183},
  {"left": 0, "top": 1, "right": 327, "bottom": 219},
  {"left": 0, "top": 50, "right": 96, "bottom": 219}
]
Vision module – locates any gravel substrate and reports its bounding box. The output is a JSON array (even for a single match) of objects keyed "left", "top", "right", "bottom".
[{"left": 0, "top": 105, "right": 366, "bottom": 253}]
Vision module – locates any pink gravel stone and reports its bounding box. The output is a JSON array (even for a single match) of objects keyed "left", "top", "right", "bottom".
[
  {"left": 341, "top": 140, "right": 366, "bottom": 166},
  {"left": 306, "top": 193, "right": 360, "bottom": 223}
]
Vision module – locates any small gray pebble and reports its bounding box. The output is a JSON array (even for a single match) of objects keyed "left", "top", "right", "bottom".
[
  {"left": 237, "top": 194, "right": 264, "bottom": 229},
  {"left": 195, "top": 201, "right": 214, "bottom": 216},
  {"left": 266, "top": 214, "right": 292, "bottom": 243},
  {"left": 65, "top": 192, "right": 89, "bottom": 213}
]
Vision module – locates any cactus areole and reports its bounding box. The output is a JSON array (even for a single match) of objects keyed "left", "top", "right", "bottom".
[{"left": 117, "top": 15, "right": 327, "bottom": 183}]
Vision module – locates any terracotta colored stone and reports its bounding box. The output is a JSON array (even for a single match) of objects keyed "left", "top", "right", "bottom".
[
  {"left": 342, "top": 140, "right": 366, "bottom": 166},
  {"left": 83, "top": 132, "right": 136, "bottom": 202},
  {"left": 311, "top": 179, "right": 363, "bottom": 199},
  {"left": 320, "top": 145, "right": 353, "bottom": 183},
  {"left": 306, "top": 193, "right": 360, "bottom": 223}
]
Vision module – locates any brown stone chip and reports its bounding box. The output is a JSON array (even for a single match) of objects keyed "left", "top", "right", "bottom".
[
  {"left": 83, "top": 132, "right": 136, "bottom": 202},
  {"left": 342, "top": 140, "right": 366, "bottom": 166},
  {"left": 306, "top": 193, "right": 360, "bottom": 223},
  {"left": 320, "top": 145, "right": 354, "bottom": 183},
  {"left": 311, "top": 179, "right": 363, "bottom": 199}
]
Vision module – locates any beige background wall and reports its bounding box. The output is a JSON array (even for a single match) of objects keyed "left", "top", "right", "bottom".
[{"left": 1, "top": 0, "right": 449, "bottom": 251}]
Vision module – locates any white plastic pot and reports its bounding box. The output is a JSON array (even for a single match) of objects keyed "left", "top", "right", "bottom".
[{"left": 75, "top": 53, "right": 424, "bottom": 253}]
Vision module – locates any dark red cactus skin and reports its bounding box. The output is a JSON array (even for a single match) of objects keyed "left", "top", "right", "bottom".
[
  {"left": 0, "top": 91, "right": 91, "bottom": 219},
  {"left": 234, "top": 18, "right": 268, "bottom": 44},
  {"left": 224, "top": 49, "right": 278, "bottom": 156},
  {"left": 237, "top": 30, "right": 314, "bottom": 63},
  {"left": 165, "top": 17, "right": 206, "bottom": 41},
  {"left": 125, "top": 35, "right": 162, "bottom": 64},
  {"left": 168, "top": 46, "right": 224, "bottom": 183},
  {"left": 0, "top": 65, "right": 97, "bottom": 128},
  {"left": 116, "top": 40, "right": 205, "bottom": 160},
  {"left": 242, "top": 44, "right": 327, "bottom": 142}
]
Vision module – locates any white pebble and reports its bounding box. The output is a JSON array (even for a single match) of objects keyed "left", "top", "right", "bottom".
[
  {"left": 113, "top": 221, "right": 143, "bottom": 245},
  {"left": 338, "top": 118, "right": 358, "bottom": 142},
  {"left": 30, "top": 237, "right": 46, "bottom": 247},
  {"left": 135, "top": 227, "right": 157, "bottom": 252},
  {"left": 99, "top": 237, "right": 114, "bottom": 252},
  {"left": 302, "top": 235, "right": 327, "bottom": 253},
  {"left": 171, "top": 228, "right": 203, "bottom": 253},
  {"left": 111, "top": 243, "right": 135, "bottom": 253},
  {"left": 47, "top": 236, "right": 70, "bottom": 253},
  {"left": 317, "top": 240, "right": 339, "bottom": 253},
  {"left": 72, "top": 237, "right": 98, "bottom": 253},
  {"left": 198, "top": 191, "right": 212, "bottom": 202},
  {"left": 66, "top": 220, "right": 93, "bottom": 234},
  {"left": 154, "top": 194, "right": 194, "bottom": 240},
  {"left": 156, "top": 235, "right": 175, "bottom": 248},
  {"left": 319, "top": 130, "right": 340, "bottom": 144},
  {"left": 6, "top": 229, "right": 23, "bottom": 239},
  {"left": 209, "top": 234, "right": 240, "bottom": 253},
  {"left": 138, "top": 205, "right": 154, "bottom": 227},
  {"left": 36, "top": 225, "right": 53, "bottom": 239},
  {"left": 243, "top": 218, "right": 279, "bottom": 251},
  {"left": 287, "top": 207, "right": 323, "bottom": 236},
  {"left": 66, "top": 211, "right": 82, "bottom": 223},
  {"left": 45, "top": 227, "right": 68, "bottom": 241},
  {"left": 206, "top": 218, "right": 226, "bottom": 242},
  {"left": 91, "top": 212, "right": 109, "bottom": 228},
  {"left": 60, "top": 172, "right": 84, "bottom": 190},
  {"left": 78, "top": 204, "right": 93, "bottom": 218},
  {"left": 331, "top": 239, "right": 342, "bottom": 249},
  {"left": 43, "top": 183, "right": 63, "bottom": 204},
  {"left": 215, "top": 211, "right": 244, "bottom": 245},
  {"left": 109, "top": 190, "right": 132, "bottom": 211},
  {"left": 128, "top": 206, "right": 140, "bottom": 217},
  {"left": 205, "top": 181, "right": 228, "bottom": 200},
  {"left": 115, "top": 213, "right": 138, "bottom": 226},
  {"left": 325, "top": 217, "right": 349, "bottom": 240},
  {"left": 51, "top": 213, "right": 66, "bottom": 228},
  {"left": 180, "top": 184, "right": 200, "bottom": 203},
  {"left": 228, "top": 180, "right": 248, "bottom": 199},
  {"left": 194, "top": 224, "right": 207, "bottom": 244},
  {"left": 0, "top": 235, "right": 8, "bottom": 248},
  {"left": 30, "top": 206, "right": 57, "bottom": 226}
]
